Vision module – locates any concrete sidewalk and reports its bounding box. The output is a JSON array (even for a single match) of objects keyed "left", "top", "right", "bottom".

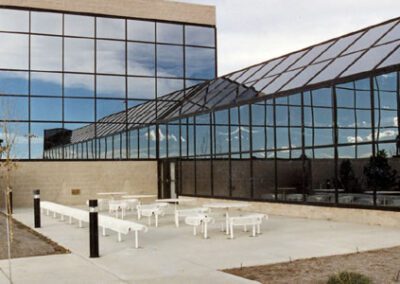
[{"left": 2, "top": 207, "right": 400, "bottom": 283}]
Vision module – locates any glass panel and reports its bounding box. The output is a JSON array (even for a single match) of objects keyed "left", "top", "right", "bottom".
[
  {"left": 31, "top": 36, "right": 62, "bottom": 71},
  {"left": 252, "top": 126, "right": 265, "bottom": 151},
  {"left": 96, "top": 75, "right": 125, "bottom": 98},
  {"left": 316, "top": 32, "right": 362, "bottom": 62},
  {"left": 276, "top": 127, "right": 289, "bottom": 149},
  {"left": 96, "top": 99, "right": 125, "bottom": 120},
  {"left": 64, "top": 98, "right": 94, "bottom": 122},
  {"left": 185, "top": 47, "right": 215, "bottom": 79},
  {"left": 378, "top": 22, "right": 400, "bottom": 45},
  {"left": 64, "top": 38, "right": 94, "bottom": 72},
  {"left": 0, "top": 33, "right": 29, "bottom": 69},
  {"left": 0, "top": 96, "right": 28, "bottom": 120},
  {"left": 281, "top": 61, "right": 330, "bottom": 91},
  {"left": 96, "top": 17, "right": 125, "bottom": 39},
  {"left": 185, "top": 25, "right": 215, "bottom": 47},
  {"left": 289, "top": 42, "right": 332, "bottom": 70},
  {"left": 268, "top": 51, "right": 307, "bottom": 76},
  {"left": 127, "top": 42, "right": 155, "bottom": 76},
  {"left": 0, "top": 71, "right": 28, "bottom": 95},
  {"left": 263, "top": 70, "right": 301, "bottom": 94},
  {"left": 139, "top": 127, "right": 149, "bottom": 159},
  {"left": 314, "top": 128, "right": 333, "bottom": 146},
  {"left": 168, "top": 124, "right": 180, "bottom": 157},
  {"left": 157, "top": 23, "right": 183, "bottom": 44},
  {"left": 0, "top": 8, "right": 29, "bottom": 32},
  {"left": 310, "top": 52, "right": 362, "bottom": 84},
  {"left": 31, "top": 72, "right": 62, "bottom": 96},
  {"left": 0, "top": 122, "right": 29, "bottom": 159},
  {"left": 157, "top": 45, "right": 183, "bottom": 77},
  {"left": 378, "top": 45, "right": 400, "bottom": 69},
  {"left": 64, "top": 14, "right": 94, "bottom": 37},
  {"left": 96, "top": 40, "right": 125, "bottom": 74},
  {"left": 30, "top": 122, "right": 62, "bottom": 159},
  {"left": 251, "top": 104, "right": 265, "bottom": 126},
  {"left": 31, "top": 11, "right": 62, "bottom": 35},
  {"left": 129, "top": 128, "right": 138, "bottom": 158},
  {"left": 128, "top": 77, "right": 155, "bottom": 99},
  {"left": 128, "top": 20, "right": 155, "bottom": 42},
  {"left": 344, "top": 22, "right": 397, "bottom": 54},
  {"left": 312, "top": 88, "right": 332, "bottom": 107},
  {"left": 31, "top": 98, "right": 62, "bottom": 121},
  {"left": 342, "top": 41, "right": 400, "bottom": 77},
  {"left": 157, "top": 79, "right": 183, "bottom": 97},
  {"left": 215, "top": 126, "right": 229, "bottom": 154},
  {"left": 64, "top": 74, "right": 94, "bottom": 98}
]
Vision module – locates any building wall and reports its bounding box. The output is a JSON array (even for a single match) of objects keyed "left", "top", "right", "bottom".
[
  {"left": 1, "top": 161, "right": 157, "bottom": 207},
  {"left": 0, "top": 0, "right": 215, "bottom": 25},
  {"left": 190, "top": 197, "right": 400, "bottom": 228}
]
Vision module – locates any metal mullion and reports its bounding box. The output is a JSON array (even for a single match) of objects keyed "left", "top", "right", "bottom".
[
  {"left": 61, "top": 13, "right": 65, "bottom": 159},
  {"left": 287, "top": 98, "right": 291, "bottom": 159},
  {"left": 310, "top": 91, "right": 315, "bottom": 158},
  {"left": 273, "top": 98, "right": 278, "bottom": 201},
  {"left": 353, "top": 81, "right": 358, "bottom": 158},
  {"left": 228, "top": 106, "right": 232, "bottom": 197},
  {"left": 124, "top": 18, "right": 129, "bottom": 159},
  {"left": 193, "top": 116, "right": 197, "bottom": 196},
  {"left": 249, "top": 103, "right": 254, "bottom": 199},
  {"left": 397, "top": 71, "right": 400, "bottom": 139},
  {"left": 300, "top": 91, "right": 306, "bottom": 201},
  {"left": 94, "top": 16, "right": 98, "bottom": 159},
  {"left": 369, "top": 76, "right": 377, "bottom": 206},
  {"left": 332, "top": 85, "right": 339, "bottom": 204},
  {"left": 28, "top": 10, "right": 32, "bottom": 159},
  {"left": 372, "top": 41, "right": 400, "bottom": 71},
  {"left": 209, "top": 112, "right": 214, "bottom": 197}
]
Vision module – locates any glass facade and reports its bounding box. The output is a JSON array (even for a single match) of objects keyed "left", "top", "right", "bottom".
[
  {"left": 2, "top": 8, "right": 400, "bottom": 211},
  {"left": 0, "top": 8, "right": 216, "bottom": 159}
]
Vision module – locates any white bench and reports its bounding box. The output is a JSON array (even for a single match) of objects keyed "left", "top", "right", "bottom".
[
  {"left": 98, "top": 215, "right": 147, "bottom": 248},
  {"left": 41, "top": 201, "right": 148, "bottom": 248},
  {"left": 229, "top": 213, "right": 268, "bottom": 239},
  {"left": 108, "top": 200, "right": 128, "bottom": 219},
  {"left": 174, "top": 207, "right": 209, "bottom": 227},
  {"left": 185, "top": 214, "right": 214, "bottom": 239},
  {"left": 137, "top": 203, "right": 167, "bottom": 227}
]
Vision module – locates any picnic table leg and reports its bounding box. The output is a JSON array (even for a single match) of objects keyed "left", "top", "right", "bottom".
[
  {"left": 175, "top": 212, "right": 179, "bottom": 228},
  {"left": 225, "top": 210, "right": 230, "bottom": 235},
  {"left": 118, "top": 232, "right": 122, "bottom": 242},
  {"left": 204, "top": 222, "right": 208, "bottom": 239},
  {"left": 155, "top": 214, "right": 158, "bottom": 228},
  {"left": 193, "top": 226, "right": 197, "bottom": 236},
  {"left": 102, "top": 227, "right": 106, "bottom": 236},
  {"left": 135, "top": 231, "right": 138, "bottom": 249},
  {"left": 79, "top": 220, "right": 83, "bottom": 228},
  {"left": 230, "top": 223, "right": 234, "bottom": 239},
  {"left": 252, "top": 225, "right": 256, "bottom": 237}
]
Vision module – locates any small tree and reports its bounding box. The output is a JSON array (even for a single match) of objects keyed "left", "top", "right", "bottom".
[
  {"left": 363, "top": 150, "right": 398, "bottom": 191},
  {"left": 339, "top": 159, "right": 360, "bottom": 193}
]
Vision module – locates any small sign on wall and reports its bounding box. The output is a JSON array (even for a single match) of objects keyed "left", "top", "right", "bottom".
[{"left": 71, "top": 189, "right": 81, "bottom": 195}]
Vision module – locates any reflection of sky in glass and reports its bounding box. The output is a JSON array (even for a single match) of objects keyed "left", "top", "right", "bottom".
[
  {"left": 97, "top": 40, "right": 125, "bottom": 74},
  {"left": 65, "top": 38, "right": 94, "bottom": 72},
  {"left": 157, "top": 23, "right": 183, "bottom": 44},
  {"left": 0, "top": 33, "right": 28, "bottom": 69},
  {"left": 96, "top": 75, "right": 125, "bottom": 98},
  {"left": 31, "top": 12, "right": 62, "bottom": 35},
  {"left": 185, "top": 26, "right": 215, "bottom": 47},
  {"left": 97, "top": 17, "right": 125, "bottom": 39},
  {"left": 186, "top": 47, "right": 215, "bottom": 79},
  {"left": 157, "top": 45, "right": 183, "bottom": 77},
  {"left": 64, "top": 14, "right": 94, "bottom": 37},
  {"left": 64, "top": 74, "right": 94, "bottom": 97},
  {"left": 64, "top": 98, "right": 94, "bottom": 122},
  {"left": 128, "top": 77, "right": 155, "bottom": 99},
  {"left": 31, "top": 98, "right": 62, "bottom": 121},
  {"left": 31, "top": 72, "right": 62, "bottom": 96},
  {"left": 157, "top": 79, "right": 183, "bottom": 97},
  {"left": 0, "top": 122, "right": 29, "bottom": 159},
  {"left": 128, "top": 20, "right": 155, "bottom": 42},
  {"left": 0, "top": 71, "right": 28, "bottom": 95},
  {"left": 128, "top": 42, "right": 155, "bottom": 76},
  {"left": 31, "top": 35, "right": 62, "bottom": 71},
  {"left": 96, "top": 99, "right": 125, "bottom": 120},
  {"left": 0, "top": 96, "right": 28, "bottom": 120},
  {"left": 0, "top": 9, "right": 29, "bottom": 32}
]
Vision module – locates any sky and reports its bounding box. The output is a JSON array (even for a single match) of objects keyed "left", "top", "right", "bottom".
[{"left": 179, "top": 0, "right": 400, "bottom": 76}]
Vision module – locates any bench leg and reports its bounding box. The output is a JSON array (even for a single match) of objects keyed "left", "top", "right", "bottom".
[
  {"left": 60, "top": 215, "right": 64, "bottom": 221},
  {"left": 53, "top": 212, "right": 57, "bottom": 218},
  {"left": 175, "top": 212, "right": 179, "bottom": 228},
  {"left": 118, "top": 232, "right": 122, "bottom": 242},
  {"left": 252, "top": 225, "right": 256, "bottom": 237},
  {"left": 204, "top": 222, "right": 208, "bottom": 239},
  {"left": 79, "top": 220, "right": 83, "bottom": 228},
  {"left": 102, "top": 227, "right": 106, "bottom": 237},
  {"left": 230, "top": 223, "right": 234, "bottom": 239},
  {"left": 243, "top": 225, "right": 247, "bottom": 232},
  {"left": 155, "top": 214, "right": 158, "bottom": 228},
  {"left": 135, "top": 231, "right": 139, "bottom": 249},
  {"left": 193, "top": 226, "right": 197, "bottom": 236}
]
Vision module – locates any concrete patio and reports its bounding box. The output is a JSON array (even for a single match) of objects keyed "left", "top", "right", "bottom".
[{"left": 2, "top": 206, "right": 400, "bottom": 283}]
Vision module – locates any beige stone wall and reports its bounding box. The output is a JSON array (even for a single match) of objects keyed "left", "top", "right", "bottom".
[
  {"left": 1, "top": 161, "right": 157, "bottom": 207},
  {"left": 0, "top": 0, "right": 215, "bottom": 26},
  {"left": 188, "top": 197, "right": 400, "bottom": 228}
]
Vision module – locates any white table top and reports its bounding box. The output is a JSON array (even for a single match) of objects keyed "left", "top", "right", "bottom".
[
  {"left": 364, "top": 191, "right": 400, "bottom": 194},
  {"left": 97, "top": 192, "right": 127, "bottom": 196},
  {"left": 156, "top": 198, "right": 194, "bottom": 203},
  {"left": 122, "top": 194, "right": 157, "bottom": 199},
  {"left": 202, "top": 202, "right": 249, "bottom": 209},
  {"left": 314, "top": 188, "right": 345, "bottom": 192}
]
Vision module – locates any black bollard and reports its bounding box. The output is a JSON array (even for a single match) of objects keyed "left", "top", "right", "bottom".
[
  {"left": 89, "top": 199, "right": 99, "bottom": 258},
  {"left": 33, "top": 189, "right": 41, "bottom": 228}
]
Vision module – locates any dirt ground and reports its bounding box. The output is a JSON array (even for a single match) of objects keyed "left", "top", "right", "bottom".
[
  {"left": 0, "top": 213, "right": 68, "bottom": 259},
  {"left": 224, "top": 246, "right": 400, "bottom": 284}
]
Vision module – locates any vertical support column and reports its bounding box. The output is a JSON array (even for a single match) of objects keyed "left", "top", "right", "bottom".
[
  {"left": 33, "top": 189, "right": 41, "bottom": 228},
  {"left": 89, "top": 199, "right": 99, "bottom": 258}
]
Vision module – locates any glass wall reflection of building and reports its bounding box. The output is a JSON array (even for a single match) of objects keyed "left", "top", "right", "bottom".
[
  {"left": 2, "top": 5, "right": 400, "bottom": 211},
  {"left": 0, "top": 7, "right": 216, "bottom": 159}
]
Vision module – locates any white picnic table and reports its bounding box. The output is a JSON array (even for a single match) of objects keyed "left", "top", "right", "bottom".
[
  {"left": 122, "top": 194, "right": 157, "bottom": 205},
  {"left": 202, "top": 202, "right": 249, "bottom": 235},
  {"left": 97, "top": 192, "right": 128, "bottom": 199},
  {"left": 155, "top": 198, "right": 195, "bottom": 211}
]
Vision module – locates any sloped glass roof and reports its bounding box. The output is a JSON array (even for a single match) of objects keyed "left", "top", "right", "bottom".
[{"left": 69, "top": 16, "right": 400, "bottom": 143}]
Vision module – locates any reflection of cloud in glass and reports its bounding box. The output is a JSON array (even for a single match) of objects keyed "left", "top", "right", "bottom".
[
  {"left": 31, "top": 35, "right": 62, "bottom": 71},
  {"left": 157, "top": 45, "right": 183, "bottom": 77},
  {"left": 128, "top": 43, "right": 155, "bottom": 76},
  {"left": 97, "top": 40, "right": 125, "bottom": 74},
  {"left": 0, "top": 33, "right": 28, "bottom": 69}
]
